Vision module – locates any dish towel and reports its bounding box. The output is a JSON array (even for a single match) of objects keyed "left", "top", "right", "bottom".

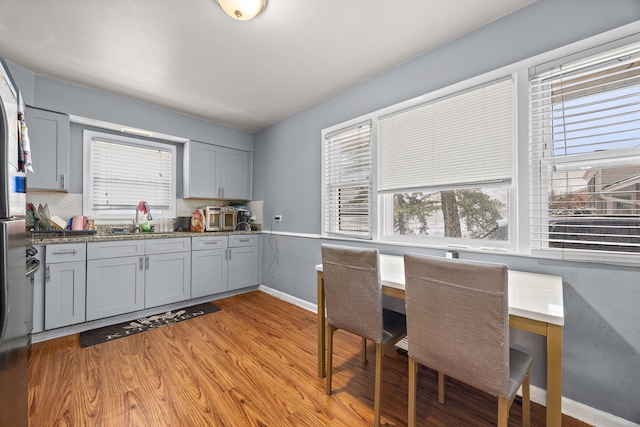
[{"left": 18, "top": 111, "right": 33, "bottom": 172}]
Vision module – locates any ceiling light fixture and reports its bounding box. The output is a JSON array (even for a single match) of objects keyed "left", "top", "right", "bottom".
[{"left": 216, "top": 0, "right": 266, "bottom": 21}]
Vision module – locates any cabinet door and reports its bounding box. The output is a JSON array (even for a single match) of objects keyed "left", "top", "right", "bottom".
[
  {"left": 191, "top": 248, "right": 227, "bottom": 298},
  {"left": 183, "top": 141, "right": 219, "bottom": 198},
  {"left": 86, "top": 256, "right": 145, "bottom": 321},
  {"left": 25, "top": 107, "right": 70, "bottom": 191},
  {"left": 220, "top": 148, "right": 251, "bottom": 200},
  {"left": 227, "top": 246, "right": 258, "bottom": 291},
  {"left": 32, "top": 245, "right": 45, "bottom": 333},
  {"left": 145, "top": 251, "right": 191, "bottom": 308},
  {"left": 44, "top": 260, "right": 85, "bottom": 329}
]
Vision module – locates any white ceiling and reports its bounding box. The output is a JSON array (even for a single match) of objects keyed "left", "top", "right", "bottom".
[{"left": 0, "top": 0, "right": 534, "bottom": 132}]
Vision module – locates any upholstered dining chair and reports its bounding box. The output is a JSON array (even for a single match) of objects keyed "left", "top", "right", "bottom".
[
  {"left": 321, "top": 244, "right": 407, "bottom": 427},
  {"left": 404, "top": 253, "right": 532, "bottom": 427}
]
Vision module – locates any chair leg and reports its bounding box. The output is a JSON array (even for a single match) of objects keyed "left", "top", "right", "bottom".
[
  {"left": 497, "top": 396, "right": 508, "bottom": 427},
  {"left": 373, "top": 343, "right": 384, "bottom": 427},
  {"left": 362, "top": 337, "right": 368, "bottom": 365},
  {"left": 523, "top": 370, "right": 531, "bottom": 427},
  {"left": 408, "top": 356, "right": 418, "bottom": 427},
  {"left": 326, "top": 324, "right": 335, "bottom": 395},
  {"left": 438, "top": 371, "right": 445, "bottom": 404}
]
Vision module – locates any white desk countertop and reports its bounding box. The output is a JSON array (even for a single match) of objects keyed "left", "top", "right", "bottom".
[{"left": 316, "top": 253, "right": 564, "bottom": 326}]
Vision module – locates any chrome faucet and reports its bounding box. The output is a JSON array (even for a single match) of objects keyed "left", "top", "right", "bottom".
[{"left": 134, "top": 202, "right": 152, "bottom": 233}]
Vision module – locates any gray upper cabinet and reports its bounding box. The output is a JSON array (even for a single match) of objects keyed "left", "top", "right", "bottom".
[
  {"left": 220, "top": 147, "right": 251, "bottom": 200},
  {"left": 183, "top": 140, "right": 252, "bottom": 200},
  {"left": 25, "top": 106, "right": 70, "bottom": 191}
]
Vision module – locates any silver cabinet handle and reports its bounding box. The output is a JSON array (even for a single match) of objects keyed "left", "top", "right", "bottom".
[
  {"left": 238, "top": 239, "right": 250, "bottom": 243},
  {"left": 46, "top": 266, "right": 50, "bottom": 282},
  {"left": 139, "top": 257, "right": 144, "bottom": 271},
  {"left": 145, "top": 256, "right": 150, "bottom": 270},
  {"left": 228, "top": 248, "right": 232, "bottom": 261},
  {"left": 203, "top": 241, "right": 218, "bottom": 245},
  {"left": 52, "top": 249, "right": 77, "bottom": 255}
]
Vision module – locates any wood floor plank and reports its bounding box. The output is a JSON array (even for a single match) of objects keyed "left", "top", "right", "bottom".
[{"left": 28, "top": 291, "right": 592, "bottom": 426}]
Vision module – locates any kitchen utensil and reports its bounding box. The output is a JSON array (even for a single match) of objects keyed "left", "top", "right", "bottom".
[
  {"left": 43, "top": 204, "right": 52, "bottom": 228},
  {"left": 49, "top": 215, "right": 67, "bottom": 230},
  {"left": 37, "top": 204, "right": 51, "bottom": 229}
]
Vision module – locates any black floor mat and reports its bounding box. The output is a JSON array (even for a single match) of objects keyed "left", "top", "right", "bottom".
[{"left": 79, "top": 302, "right": 221, "bottom": 348}]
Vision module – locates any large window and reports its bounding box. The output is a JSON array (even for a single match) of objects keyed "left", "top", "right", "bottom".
[
  {"left": 83, "top": 130, "right": 176, "bottom": 219},
  {"left": 530, "top": 40, "right": 640, "bottom": 256},
  {"left": 323, "top": 122, "right": 372, "bottom": 238},
  {"left": 377, "top": 78, "right": 514, "bottom": 247},
  {"left": 321, "top": 25, "right": 640, "bottom": 264}
]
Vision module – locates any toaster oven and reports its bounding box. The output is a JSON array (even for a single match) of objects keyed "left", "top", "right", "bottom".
[{"left": 204, "top": 206, "right": 237, "bottom": 231}]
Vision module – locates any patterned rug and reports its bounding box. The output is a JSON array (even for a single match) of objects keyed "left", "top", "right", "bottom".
[{"left": 79, "top": 302, "right": 221, "bottom": 348}]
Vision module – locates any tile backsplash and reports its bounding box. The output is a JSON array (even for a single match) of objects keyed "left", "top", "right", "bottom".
[
  {"left": 26, "top": 191, "right": 263, "bottom": 230},
  {"left": 26, "top": 192, "right": 82, "bottom": 227}
]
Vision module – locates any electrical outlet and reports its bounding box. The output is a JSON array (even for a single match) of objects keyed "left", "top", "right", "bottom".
[{"left": 274, "top": 215, "right": 283, "bottom": 222}]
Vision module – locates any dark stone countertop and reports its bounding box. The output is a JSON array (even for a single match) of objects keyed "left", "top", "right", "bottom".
[{"left": 27, "top": 230, "right": 259, "bottom": 246}]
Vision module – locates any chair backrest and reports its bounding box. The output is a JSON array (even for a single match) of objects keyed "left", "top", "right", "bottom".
[
  {"left": 321, "top": 244, "right": 384, "bottom": 343},
  {"left": 404, "top": 253, "right": 510, "bottom": 397}
]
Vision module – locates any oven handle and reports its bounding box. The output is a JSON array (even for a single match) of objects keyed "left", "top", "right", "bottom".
[{"left": 26, "top": 259, "right": 41, "bottom": 277}]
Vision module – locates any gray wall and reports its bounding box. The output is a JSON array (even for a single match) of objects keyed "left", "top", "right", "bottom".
[
  {"left": 254, "top": 0, "right": 640, "bottom": 423},
  {"left": 8, "top": 62, "right": 253, "bottom": 196}
]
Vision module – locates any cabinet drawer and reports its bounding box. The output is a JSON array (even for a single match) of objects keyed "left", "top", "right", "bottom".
[
  {"left": 229, "top": 234, "right": 258, "bottom": 248},
  {"left": 46, "top": 243, "right": 86, "bottom": 263},
  {"left": 88, "top": 240, "right": 145, "bottom": 260},
  {"left": 192, "top": 235, "right": 228, "bottom": 251},
  {"left": 145, "top": 237, "right": 191, "bottom": 254}
]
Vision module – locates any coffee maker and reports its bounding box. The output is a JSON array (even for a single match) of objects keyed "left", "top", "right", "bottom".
[{"left": 236, "top": 208, "right": 251, "bottom": 230}]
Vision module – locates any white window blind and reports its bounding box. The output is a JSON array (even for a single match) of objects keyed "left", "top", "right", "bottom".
[
  {"left": 378, "top": 77, "right": 514, "bottom": 192},
  {"left": 89, "top": 136, "right": 173, "bottom": 212},
  {"left": 530, "top": 40, "right": 640, "bottom": 254},
  {"left": 323, "top": 122, "right": 372, "bottom": 238}
]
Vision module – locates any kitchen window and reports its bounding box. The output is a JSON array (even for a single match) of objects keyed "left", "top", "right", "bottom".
[
  {"left": 83, "top": 130, "right": 176, "bottom": 219},
  {"left": 530, "top": 39, "right": 640, "bottom": 258}
]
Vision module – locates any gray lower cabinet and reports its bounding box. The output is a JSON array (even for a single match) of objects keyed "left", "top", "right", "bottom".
[
  {"left": 144, "top": 238, "right": 191, "bottom": 308},
  {"left": 86, "top": 238, "right": 191, "bottom": 321},
  {"left": 228, "top": 234, "right": 259, "bottom": 291},
  {"left": 44, "top": 243, "right": 86, "bottom": 329},
  {"left": 86, "top": 240, "right": 146, "bottom": 321},
  {"left": 191, "top": 235, "right": 228, "bottom": 298},
  {"left": 32, "top": 245, "right": 45, "bottom": 333}
]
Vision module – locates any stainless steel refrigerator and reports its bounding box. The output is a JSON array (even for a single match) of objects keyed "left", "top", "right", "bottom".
[{"left": 0, "top": 56, "right": 30, "bottom": 426}]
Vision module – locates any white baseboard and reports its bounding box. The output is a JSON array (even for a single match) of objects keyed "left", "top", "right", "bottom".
[
  {"left": 259, "top": 286, "right": 639, "bottom": 427},
  {"left": 258, "top": 285, "right": 318, "bottom": 313}
]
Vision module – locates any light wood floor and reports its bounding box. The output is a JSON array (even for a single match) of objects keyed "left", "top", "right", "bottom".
[{"left": 28, "top": 291, "right": 591, "bottom": 426}]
